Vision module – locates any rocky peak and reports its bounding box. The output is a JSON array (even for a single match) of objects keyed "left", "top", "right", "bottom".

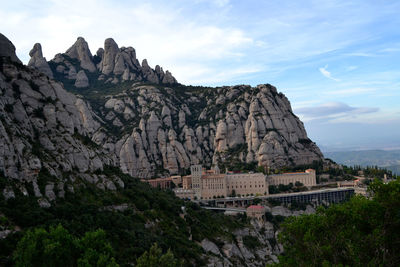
[
  {"left": 28, "top": 43, "right": 53, "bottom": 78},
  {"left": 99, "top": 38, "right": 119, "bottom": 75},
  {"left": 96, "top": 48, "right": 104, "bottom": 61},
  {"left": 39, "top": 36, "right": 178, "bottom": 87},
  {"left": 65, "top": 37, "right": 96, "bottom": 72},
  {"left": 0, "top": 33, "right": 22, "bottom": 64},
  {"left": 141, "top": 59, "right": 159, "bottom": 83}
]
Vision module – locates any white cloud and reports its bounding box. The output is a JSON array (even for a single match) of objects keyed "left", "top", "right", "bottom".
[
  {"left": 324, "top": 87, "right": 375, "bottom": 96},
  {"left": 343, "top": 52, "right": 376, "bottom": 57},
  {"left": 345, "top": 65, "right": 358, "bottom": 71},
  {"left": 1, "top": 0, "right": 256, "bottom": 84},
  {"left": 295, "top": 102, "right": 379, "bottom": 122},
  {"left": 319, "top": 65, "right": 340, "bottom": 81}
]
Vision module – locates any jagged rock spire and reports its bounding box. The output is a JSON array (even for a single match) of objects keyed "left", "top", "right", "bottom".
[
  {"left": 65, "top": 37, "right": 96, "bottom": 72},
  {"left": 98, "top": 38, "right": 119, "bottom": 75},
  {"left": 28, "top": 43, "right": 53, "bottom": 78},
  {"left": 47, "top": 36, "right": 178, "bottom": 85}
]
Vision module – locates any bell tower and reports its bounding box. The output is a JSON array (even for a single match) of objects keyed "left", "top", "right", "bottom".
[{"left": 190, "top": 165, "right": 202, "bottom": 199}]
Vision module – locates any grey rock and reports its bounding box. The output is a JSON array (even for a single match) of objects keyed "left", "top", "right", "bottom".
[
  {"left": 2, "top": 187, "right": 15, "bottom": 200},
  {"left": 45, "top": 183, "right": 56, "bottom": 201},
  {"left": 222, "top": 243, "right": 242, "bottom": 258},
  {"left": 65, "top": 37, "right": 96, "bottom": 72},
  {"left": 201, "top": 239, "right": 221, "bottom": 256},
  {"left": 271, "top": 206, "right": 292, "bottom": 217},
  {"left": 99, "top": 38, "right": 119, "bottom": 75},
  {"left": 0, "top": 33, "right": 22, "bottom": 63},
  {"left": 141, "top": 59, "right": 159, "bottom": 83},
  {"left": 28, "top": 43, "right": 53, "bottom": 78},
  {"left": 74, "top": 70, "right": 89, "bottom": 88},
  {"left": 0, "top": 230, "right": 13, "bottom": 239},
  {"left": 38, "top": 198, "right": 51, "bottom": 208}
]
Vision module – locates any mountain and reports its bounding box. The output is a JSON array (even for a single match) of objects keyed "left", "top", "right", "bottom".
[
  {"left": 0, "top": 31, "right": 324, "bottom": 190},
  {"left": 0, "top": 32, "right": 324, "bottom": 266},
  {"left": 24, "top": 37, "right": 324, "bottom": 178}
]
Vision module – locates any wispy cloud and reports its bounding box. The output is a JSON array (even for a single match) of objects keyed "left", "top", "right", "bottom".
[
  {"left": 343, "top": 52, "right": 376, "bottom": 57},
  {"left": 295, "top": 102, "right": 379, "bottom": 122},
  {"left": 345, "top": 66, "right": 358, "bottom": 71},
  {"left": 319, "top": 65, "right": 340, "bottom": 81},
  {"left": 324, "top": 87, "right": 375, "bottom": 96},
  {"left": 379, "top": 47, "right": 400, "bottom": 53}
]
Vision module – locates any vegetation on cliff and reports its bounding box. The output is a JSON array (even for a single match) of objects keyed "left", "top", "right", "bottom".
[
  {"left": 274, "top": 179, "right": 400, "bottom": 266},
  {"left": 0, "top": 167, "right": 246, "bottom": 266}
]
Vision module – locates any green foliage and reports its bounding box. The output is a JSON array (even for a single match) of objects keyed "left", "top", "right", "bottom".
[
  {"left": 242, "top": 235, "right": 261, "bottom": 250},
  {"left": 217, "top": 144, "right": 260, "bottom": 172},
  {"left": 14, "top": 224, "right": 77, "bottom": 267},
  {"left": 0, "top": 166, "right": 246, "bottom": 266},
  {"left": 269, "top": 183, "right": 307, "bottom": 194},
  {"left": 13, "top": 224, "right": 118, "bottom": 267},
  {"left": 136, "top": 243, "right": 181, "bottom": 267},
  {"left": 77, "top": 230, "right": 119, "bottom": 267},
  {"left": 274, "top": 179, "right": 400, "bottom": 266}
]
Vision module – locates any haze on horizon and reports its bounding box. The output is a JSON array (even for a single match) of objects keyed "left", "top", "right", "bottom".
[{"left": 2, "top": 0, "right": 399, "bottom": 152}]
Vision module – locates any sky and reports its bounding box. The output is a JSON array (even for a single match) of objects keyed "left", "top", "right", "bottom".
[{"left": 1, "top": 0, "right": 400, "bottom": 152}]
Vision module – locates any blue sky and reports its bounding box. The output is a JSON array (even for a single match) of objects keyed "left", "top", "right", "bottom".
[{"left": 1, "top": 0, "right": 400, "bottom": 151}]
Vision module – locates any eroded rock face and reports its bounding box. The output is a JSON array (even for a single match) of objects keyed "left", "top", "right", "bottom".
[
  {"left": 65, "top": 37, "right": 96, "bottom": 72},
  {"left": 74, "top": 70, "right": 89, "bottom": 88},
  {"left": 93, "top": 84, "right": 323, "bottom": 178},
  {"left": 0, "top": 34, "right": 119, "bottom": 204},
  {"left": 42, "top": 36, "right": 178, "bottom": 86},
  {"left": 28, "top": 43, "right": 53, "bottom": 78},
  {"left": 5, "top": 34, "right": 324, "bottom": 180},
  {"left": 99, "top": 38, "right": 119, "bottom": 75},
  {"left": 0, "top": 33, "right": 22, "bottom": 63}
]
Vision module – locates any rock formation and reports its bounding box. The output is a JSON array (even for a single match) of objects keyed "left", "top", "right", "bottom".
[
  {"left": 3, "top": 33, "right": 324, "bottom": 180},
  {"left": 31, "top": 37, "right": 178, "bottom": 87},
  {"left": 74, "top": 70, "right": 89, "bottom": 88},
  {"left": 95, "top": 84, "right": 323, "bottom": 178},
  {"left": 0, "top": 33, "right": 22, "bottom": 63},
  {"left": 0, "top": 34, "right": 122, "bottom": 206},
  {"left": 98, "top": 38, "right": 120, "bottom": 75},
  {"left": 65, "top": 37, "right": 96, "bottom": 72},
  {"left": 28, "top": 43, "right": 53, "bottom": 78}
]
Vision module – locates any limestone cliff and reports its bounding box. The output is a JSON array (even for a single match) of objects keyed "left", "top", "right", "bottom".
[
  {"left": 21, "top": 35, "right": 323, "bottom": 179},
  {"left": 0, "top": 33, "right": 122, "bottom": 207},
  {"left": 88, "top": 84, "right": 323, "bottom": 178},
  {"left": 40, "top": 37, "right": 177, "bottom": 88}
]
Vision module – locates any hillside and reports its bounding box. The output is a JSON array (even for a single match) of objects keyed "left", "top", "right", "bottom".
[{"left": 0, "top": 32, "right": 305, "bottom": 266}]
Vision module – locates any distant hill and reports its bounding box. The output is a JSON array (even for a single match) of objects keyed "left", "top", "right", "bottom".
[{"left": 324, "top": 150, "right": 400, "bottom": 175}]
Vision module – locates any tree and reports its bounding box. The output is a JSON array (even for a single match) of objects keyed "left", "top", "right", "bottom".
[
  {"left": 14, "top": 224, "right": 77, "bottom": 267},
  {"left": 13, "top": 225, "right": 118, "bottom": 267},
  {"left": 136, "top": 243, "right": 181, "bottom": 267},
  {"left": 77, "top": 230, "right": 119, "bottom": 267},
  {"left": 274, "top": 179, "right": 400, "bottom": 266}
]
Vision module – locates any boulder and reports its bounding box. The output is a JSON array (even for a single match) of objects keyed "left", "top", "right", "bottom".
[
  {"left": 74, "top": 70, "right": 89, "bottom": 88},
  {"left": 201, "top": 239, "right": 221, "bottom": 256}
]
